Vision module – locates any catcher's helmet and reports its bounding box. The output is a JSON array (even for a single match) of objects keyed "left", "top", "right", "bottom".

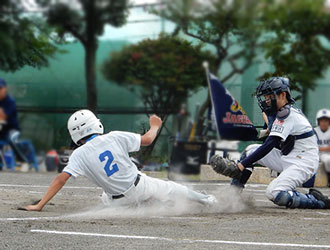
[
  {"left": 316, "top": 108, "right": 330, "bottom": 125},
  {"left": 256, "top": 77, "right": 294, "bottom": 115},
  {"left": 67, "top": 109, "right": 104, "bottom": 145}
]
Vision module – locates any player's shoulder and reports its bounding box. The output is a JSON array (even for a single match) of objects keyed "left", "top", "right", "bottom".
[
  {"left": 2, "top": 95, "right": 16, "bottom": 105},
  {"left": 276, "top": 104, "right": 292, "bottom": 120},
  {"left": 69, "top": 144, "right": 86, "bottom": 159},
  {"left": 108, "top": 130, "right": 138, "bottom": 137},
  {"left": 107, "top": 130, "right": 126, "bottom": 138}
]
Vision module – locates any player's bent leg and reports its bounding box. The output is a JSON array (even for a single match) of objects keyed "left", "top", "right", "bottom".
[
  {"left": 139, "top": 174, "right": 217, "bottom": 205},
  {"left": 265, "top": 165, "right": 326, "bottom": 209},
  {"left": 272, "top": 191, "right": 325, "bottom": 209}
]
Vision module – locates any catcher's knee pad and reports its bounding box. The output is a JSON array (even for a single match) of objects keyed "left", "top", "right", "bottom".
[
  {"left": 274, "top": 191, "right": 325, "bottom": 209},
  {"left": 273, "top": 191, "right": 291, "bottom": 206}
]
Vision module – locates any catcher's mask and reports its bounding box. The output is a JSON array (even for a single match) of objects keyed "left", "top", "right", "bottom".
[{"left": 256, "top": 77, "right": 294, "bottom": 115}]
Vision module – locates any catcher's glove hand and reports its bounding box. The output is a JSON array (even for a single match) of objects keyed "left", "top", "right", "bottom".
[{"left": 209, "top": 154, "right": 242, "bottom": 179}]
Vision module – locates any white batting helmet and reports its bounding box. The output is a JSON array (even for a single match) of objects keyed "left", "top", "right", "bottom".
[
  {"left": 67, "top": 109, "right": 104, "bottom": 145},
  {"left": 316, "top": 109, "right": 330, "bottom": 125}
]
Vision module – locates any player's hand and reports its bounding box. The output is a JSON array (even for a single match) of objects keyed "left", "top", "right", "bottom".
[{"left": 149, "top": 115, "right": 162, "bottom": 129}]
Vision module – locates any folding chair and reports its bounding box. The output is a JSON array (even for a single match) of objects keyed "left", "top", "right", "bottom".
[
  {"left": 0, "top": 140, "right": 16, "bottom": 171},
  {"left": 17, "top": 140, "right": 39, "bottom": 172}
]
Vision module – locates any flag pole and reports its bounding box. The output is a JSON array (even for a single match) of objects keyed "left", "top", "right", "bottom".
[{"left": 203, "top": 61, "right": 221, "bottom": 140}]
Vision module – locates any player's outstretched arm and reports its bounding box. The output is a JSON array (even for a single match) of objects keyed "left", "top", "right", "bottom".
[
  {"left": 24, "top": 172, "right": 71, "bottom": 212},
  {"left": 141, "top": 115, "right": 162, "bottom": 146}
]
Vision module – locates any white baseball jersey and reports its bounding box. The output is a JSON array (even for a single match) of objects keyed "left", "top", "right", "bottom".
[
  {"left": 245, "top": 106, "right": 319, "bottom": 201},
  {"left": 63, "top": 131, "right": 140, "bottom": 195},
  {"left": 314, "top": 126, "right": 330, "bottom": 149},
  {"left": 270, "top": 106, "right": 318, "bottom": 153},
  {"left": 314, "top": 126, "right": 330, "bottom": 172},
  {"left": 63, "top": 131, "right": 214, "bottom": 207}
]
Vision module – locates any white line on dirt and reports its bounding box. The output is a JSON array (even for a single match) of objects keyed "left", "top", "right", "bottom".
[
  {"left": 0, "top": 216, "right": 61, "bottom": 221},
  {"left": 30, "top": 229, "right": 330, "bottom": 248},
  {"left": 303, "top": 217, "right": 329, "bottom": 220},
  {"left": 317, "top": 212, "right": 330, "bottom": 216},
  {"left": 151, "top": 216, "right": 204, "bottom": 220},
  {"left": 0, "top": 184, "right": 101, "bottom": 190},
  {"left": 188, "top": 183, "right": 268, "bottom": 188}
]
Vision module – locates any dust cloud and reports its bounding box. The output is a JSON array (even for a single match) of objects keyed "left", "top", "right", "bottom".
[{"left": 67, "top": 186, "right": 256, "bottom": 220}]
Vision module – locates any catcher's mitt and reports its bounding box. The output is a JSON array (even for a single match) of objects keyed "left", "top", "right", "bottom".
[{"left": 209, "top": 154, "right": 242, "bottom": 179}]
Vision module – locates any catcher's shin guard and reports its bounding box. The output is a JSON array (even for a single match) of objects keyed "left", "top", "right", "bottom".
[{"left": 273, "top": 191, "right": 325, "bottom": 209}]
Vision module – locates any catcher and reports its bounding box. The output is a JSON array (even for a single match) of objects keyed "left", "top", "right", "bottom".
[{"left": 210, "top": 77, "right": 330, "bottom": 209}]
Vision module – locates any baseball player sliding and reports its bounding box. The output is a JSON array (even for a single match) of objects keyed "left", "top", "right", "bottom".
[
  {"left": 210, "top": 77, "right": 330, "bottom": 209},
  {"left": 24, "top": 110, "right": 217, "bottom": 211}
]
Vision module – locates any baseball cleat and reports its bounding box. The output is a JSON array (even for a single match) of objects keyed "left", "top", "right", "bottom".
[{"left": 309, "top": 188, "right": 330, "bottom": 209}]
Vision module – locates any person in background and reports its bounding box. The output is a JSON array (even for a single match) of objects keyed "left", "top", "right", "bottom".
[
  {"left": 314, "top": 108, "right": 330, "bottom": 187},
  {"left": 0, "top": 78, "right": 29, "bottom": 171}
]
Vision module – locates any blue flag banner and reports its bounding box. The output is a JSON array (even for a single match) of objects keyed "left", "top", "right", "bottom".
[{"left": 208, "top": 73, "right": 257, "bottom": 141}]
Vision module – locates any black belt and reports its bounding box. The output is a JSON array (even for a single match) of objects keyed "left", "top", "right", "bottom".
[{"left": 112, "top": 174, "right": 141, "bottom": 200}]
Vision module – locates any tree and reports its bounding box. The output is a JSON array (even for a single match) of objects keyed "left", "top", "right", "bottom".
[
  {"left": 36, "top": 0, "right": 130, "bottom": 113},
  {"left": 102, "top": 34, "right": 216, "bottom": 156},
  {"left": 259, "top": 0, "right": 330, "bottom": 112},
  {"left": 0, "top": 0, "right": 58, "bottom": 71},
  {"left": 152, "top": 0, "right": 263, "bottom": 136}
]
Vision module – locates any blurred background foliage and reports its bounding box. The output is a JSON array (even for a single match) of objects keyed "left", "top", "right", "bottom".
[
  {"left": 102, "top": 34, "right": 216, "bottom": 158},
  {"left": 0, "top": 0, "right": 59, "bottom": 71},
  {"left": 2, "top": 0, "right": 330, "bottom": 159}
]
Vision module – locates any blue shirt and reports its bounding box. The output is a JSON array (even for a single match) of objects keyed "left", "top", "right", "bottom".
[{"left": 0, "top": 95, "right": 19, "bottom": 139}]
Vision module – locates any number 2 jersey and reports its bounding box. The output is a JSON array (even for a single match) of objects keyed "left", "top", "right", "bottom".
[{"left": 63, "top": 131, "right": 141, "bottom": 195}]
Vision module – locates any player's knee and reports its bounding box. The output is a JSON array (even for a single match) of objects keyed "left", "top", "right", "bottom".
[
  {"left": 265, "top": 183, "right": 280, "bottom": 201},
  {"left": 273, "top": 191, "right": 292, "bottom": 207},
  {"left": 245, "top": 144, "right": 260, "bottom": 158}
]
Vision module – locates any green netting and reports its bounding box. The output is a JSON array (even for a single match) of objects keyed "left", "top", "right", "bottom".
[{"left": 1, "top": 39, "right": 330, "bottom": 154}]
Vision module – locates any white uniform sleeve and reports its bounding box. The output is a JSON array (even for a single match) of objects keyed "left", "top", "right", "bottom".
[
  {"left": 62, "top": 151, "right": 84, "bottom": 178},
  {"left": 111, "top": 131, "right": 141, "bottom": 152},
  {"left": 269, "top": 116, "right": 294, "bottom": 141}
]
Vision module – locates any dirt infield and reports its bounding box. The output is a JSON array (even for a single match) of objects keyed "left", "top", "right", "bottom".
[{"left": 1, "top": 171, "right": 330, "bottom": 250}]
